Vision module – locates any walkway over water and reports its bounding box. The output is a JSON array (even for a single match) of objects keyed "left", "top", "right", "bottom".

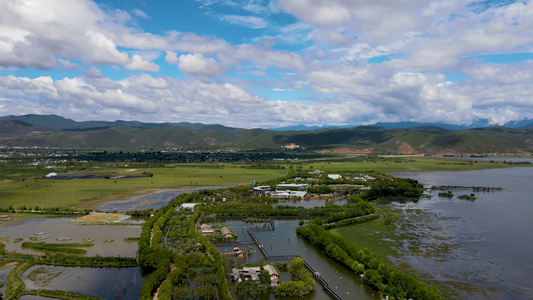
[
  {"left": 246, "top": 219, "right": 345, "bottom": 300},
  {"left": 301, "top": 257, "right": 343, "bottom": 300}
]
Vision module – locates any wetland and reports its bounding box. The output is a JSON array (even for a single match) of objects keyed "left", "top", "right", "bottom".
[{"left": 333, "top": 166, "right": 533, "bottom": 299}]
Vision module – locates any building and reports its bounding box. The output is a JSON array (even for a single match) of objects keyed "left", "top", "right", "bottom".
[
  {"left": 327, "top": 174, "right": 343, "bottom": 180},
  {"left": 270, "top": 190, "right": 307, "bottom": 199},
  {"left": 200, "top": 224, "right": 214, "bottom": 235},
  {"left": 263, "top": 264, "right": 280, "bottom": 286},
  {"left": 282, "top": 143, "right": 300, "bottom": 150},
  {"left": 252, "top": 186, "right": 272, "bottom": 195},
  {"left": 232, "top": 267, "right": 261, "bottom": 282},
  {"left": 275, "top": 183, "right": 309, "bottom": 190},
  {"left": 220, "top": 226, "right": 233, "bottom": 238},
  {"left": 176, "top": 203, "right": 204, "bottom": 211}
]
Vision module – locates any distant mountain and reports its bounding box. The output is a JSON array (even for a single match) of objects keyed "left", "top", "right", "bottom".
[
  {"left": 505, "top": 119, "right": 533, "bottom": 128},
  {"left": 0, "top": 114, "right": 237, "bottom": 131},
  {"left": 371, "top": 121, "right": 489, "bottom": 130},
  {"left": 1, "top": 115, "right": 532, "bottom": 154},
  {"left": 271, "top": 119, "right": 533, "bottom": 131},
  {"left": 269, "top": 124, "right": 353, "bottom": 131},
  {"left": 0, "top": 120, "right": 36, "bottom": 134},
  {"left": 0, "top": 114, "right": 78, "bottom": 131}
]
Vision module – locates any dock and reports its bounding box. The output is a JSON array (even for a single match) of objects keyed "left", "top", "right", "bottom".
[{"left": 245, "top": 220, "right": 344, "bottom": 300}]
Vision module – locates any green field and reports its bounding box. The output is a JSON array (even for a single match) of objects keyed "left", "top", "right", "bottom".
[
  {"left": 0, "top": 163, "right": 287, "bottom": 210},
  {"left": 0, "top": 156, "right": 529, "bottom": 210}
]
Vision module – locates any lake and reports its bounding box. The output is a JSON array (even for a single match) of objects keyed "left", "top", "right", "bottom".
[
  {"left": 391, "top": 166, "right": 533, "bottom": 299},
  {"left": 98, "top": 186, "right": 228, "bottom": 211},
  {"left": 0, "top": 217, "right": 141, "bottom": 257},
  {"left": 21, "top": 265, "right": 144, "bottom": 299}
]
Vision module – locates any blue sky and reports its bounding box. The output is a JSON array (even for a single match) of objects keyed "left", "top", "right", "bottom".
[{"left": 0, "top": 0, "right": 532, "bottom": 128}]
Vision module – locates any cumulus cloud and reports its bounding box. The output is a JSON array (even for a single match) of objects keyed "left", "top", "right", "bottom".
[
  {"left": 0, "top": 0, "right": 133, "bottom": 69},
  {"left": 125, "top": 54, "right": 160, "bottom": 72},
  {"left": 165, "top": 51, "right": 179, "bottom": 64},
  {"left": 1, "top": 0, "right": 533, "bottom": 128},
  {"left": 277, "top": 0, "right": 351, "bottom": 26},
  {"left": 178, "top": 53, "right": 227, "bottom": 77}
]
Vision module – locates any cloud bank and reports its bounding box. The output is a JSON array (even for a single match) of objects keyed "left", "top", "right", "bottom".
[{"left": 0, "top": 0, "right": 532, "bottom": 128}]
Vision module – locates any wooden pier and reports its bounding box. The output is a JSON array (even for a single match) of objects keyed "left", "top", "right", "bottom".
[
  {"left": 247, "top": 228, "right": 270, "bottom": 259},
  {"left": 245, "top": 221, "right": 344, "bottom": 300},
  {"left": 301, "top": 256, "right": 343, "bottom": 300}
]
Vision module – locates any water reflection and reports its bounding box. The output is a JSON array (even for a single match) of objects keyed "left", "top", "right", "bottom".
[
  {"left": 0, "top": 264, "right": 16, "bottom": 297},
  {"left": 391, "top": 167, "right": 533, "bottom": 299},
  {"left": 21, "top": 265, "right": 145, "bottom": 300},
  {"left": 0, "top": 217, "right": 141, "bottom": 257},
  {"left": 214, "top": 219, "right": 379, "bottom": 300},
  {"left": 98, "top": 186, "right": 228, "bottom": 211}
]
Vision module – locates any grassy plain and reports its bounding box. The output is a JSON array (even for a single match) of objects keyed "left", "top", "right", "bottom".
[
  {"left": 0, "top": 163, "right": 288, "bottom": 210},
  {"left": 0, "top": 156, "right": 529, "bottom": 210}
]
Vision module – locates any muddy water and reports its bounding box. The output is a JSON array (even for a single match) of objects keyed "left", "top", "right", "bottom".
[
  {"left": 391, "top": 167, "right": 533, "bottom": 299},
  {"left": 21, "top": 265, "right": 144, "bottom": 299},
  {"left": 214, "top": 219, "right": 380, "bottom": 300},
  {"left": 0, "top": 217, "right": 141, "bottom": 257}
]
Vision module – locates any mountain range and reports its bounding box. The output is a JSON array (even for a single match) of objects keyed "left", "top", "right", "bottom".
[{"left": 1, "top": 114, "right": 532, "bottom": 154}]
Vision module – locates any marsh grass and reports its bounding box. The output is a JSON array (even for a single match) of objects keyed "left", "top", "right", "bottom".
[
  {"left": 27, "top": 266, "right": 62, "bottom": 284},
  {"left": 21, "top": 242, "right": 93, "bottom": 254}
]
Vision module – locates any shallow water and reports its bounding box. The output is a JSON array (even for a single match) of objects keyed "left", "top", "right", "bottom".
[
  {"left": 214, "top": 219, "right": 380, "bottom": 300},
  {"left": 392, "top": 167, "right": 533, "bottom": 299},
  {"left": 0, "top": 217, "right": 141, "bottom": 257},
  {"left": 98, "top": 186, "right": 228, "bottom": 211},
  {"left": 21, "top": 265, "right": 145, "bottom": 299},
  {"left": 0, "top": 264, "right": 16, "bottom": 296}
]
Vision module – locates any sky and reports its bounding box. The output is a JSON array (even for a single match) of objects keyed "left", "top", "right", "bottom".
[{"left": 0, "top": 0, "right": 532, "bottom": 129}]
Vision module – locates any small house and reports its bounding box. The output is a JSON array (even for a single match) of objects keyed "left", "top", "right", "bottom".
[
  {"left": 200, "top": 224, "right": 214, "bottom": 235},
  {"left": 221, "top": 227, "right": 233, "bottom": 238},
  {"left": 232, "top": 267, "right": 261, "bottom": 282},
  {"left": 177, "top": 203, "right": 204, "bottom": 211},
  {"left": 327, "top": 174, "right": 343, "bottom": 180},
  {"left": 263, "top": 264, "right": 280, "bottom": 285}
]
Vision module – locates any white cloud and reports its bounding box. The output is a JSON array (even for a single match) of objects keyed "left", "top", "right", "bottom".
[
  {"left": 165, "top": 51, "right": 179, "bottom": 64},
  {"left": 0, "top": 0, "right": 133, "bottom": 69},
  {"left": 132, "top": 8, "right": 149, "bottom": 19},
  {"left": 277, "top": 0, "right": 351, "bottom": 26},
  {"left": 1, "top": 0, "right": 533, "bottom": 128},
  {"left": 218, "top": 15, "right": 268, "bottom": 29},
  {"left": 125, "top": 54, "right": 160, "bottom": 72},
  {"left": 83, "top": 67, "right": 105, "bottom": 78},
  {"left": 178, "top": 53, "right": 227, "bottom": 77},
  {"left": 85, "top": 31, "right": 130, "bottom": 65}
]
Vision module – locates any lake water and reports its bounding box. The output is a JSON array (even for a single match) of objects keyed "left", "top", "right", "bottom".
[
  {"left": 21, "top": 265, "right": 144, "bottom": 299},
  {"left": 213, "top": 219, "right": 380, "bottom": 300},
  {"left": 98, "top": 187, "right": 227, "bottom": 211},
  {"left": 0, "top": 217, "right": 141, "bottom": 257},
  {"left": 392, "top": 166, "right": 533, "bottom": 299}
]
